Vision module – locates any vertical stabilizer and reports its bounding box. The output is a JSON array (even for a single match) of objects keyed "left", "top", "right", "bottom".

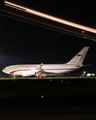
[{"left": 67, "top": 47, "right": 89, "bottom": 65}]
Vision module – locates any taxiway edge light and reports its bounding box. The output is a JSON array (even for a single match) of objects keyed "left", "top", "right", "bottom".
[{"left": 4, "top": 0, "right": 96, "bottom": 34}]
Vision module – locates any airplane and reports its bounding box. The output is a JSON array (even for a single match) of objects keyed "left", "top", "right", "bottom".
[{"left": 2, "top": 47, "right": 89, "bottom": 78}]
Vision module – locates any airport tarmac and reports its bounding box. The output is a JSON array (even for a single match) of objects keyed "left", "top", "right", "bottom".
[
  {"left": 0, "top": 104, "right": 96, "bottom": 120},
  {"left": 0, "top": 76, "right": 95, "bottom": 80},
  {"left": 0, "top": 77, "right": 96, "bottom": 120}
]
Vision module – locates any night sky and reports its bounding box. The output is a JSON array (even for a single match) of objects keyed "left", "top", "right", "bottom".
[{"left": 0, "top": 0, "right": 96, "bottom": 77}]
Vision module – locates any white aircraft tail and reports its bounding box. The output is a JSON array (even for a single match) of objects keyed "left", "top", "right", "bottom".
[{"left": 67, "top": 47, "right": 89, "bottom": 66}]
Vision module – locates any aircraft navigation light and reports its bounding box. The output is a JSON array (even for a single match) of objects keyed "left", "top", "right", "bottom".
[{"left": 82, "top": 30, "right": 85, "bottom": 33}]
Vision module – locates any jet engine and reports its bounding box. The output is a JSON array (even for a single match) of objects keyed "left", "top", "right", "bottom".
[{"left": 22, "top": 71, "right": 35, "bottom": 76}]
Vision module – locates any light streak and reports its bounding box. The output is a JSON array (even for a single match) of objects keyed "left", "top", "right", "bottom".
[{"left": 5, "top": 1, "right": 96, "bottom": 34}]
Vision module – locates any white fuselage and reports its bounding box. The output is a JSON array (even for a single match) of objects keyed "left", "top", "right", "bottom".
[
  {"left": 2, "top": 47, "right": 89, "bottom": 77},
  {"left": 2, "top": 64, "right": 80, "bottom": 76}
]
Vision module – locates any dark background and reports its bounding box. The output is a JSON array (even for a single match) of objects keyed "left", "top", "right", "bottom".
[
  {"left": 0, "top": 1, "right": 96, "bottom": 119},
  {"left": 0, "top": 0, "right": 96, "bottom": 77}
]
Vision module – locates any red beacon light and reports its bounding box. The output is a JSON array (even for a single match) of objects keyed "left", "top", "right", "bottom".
[{"left": 81, "top": 30, "right": 85, "bottom": 33}]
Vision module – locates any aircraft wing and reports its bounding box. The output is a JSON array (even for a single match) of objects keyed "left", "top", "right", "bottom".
[
  {"left": 35, "top": 63, "right": 45, "bottom": 76},
  {"left": 35, "top": 63, "right": 56, "bottom": 77}
]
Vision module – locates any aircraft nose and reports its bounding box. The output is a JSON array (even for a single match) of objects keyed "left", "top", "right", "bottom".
[
  {"left": 2, "top": 68, "right": 6, "bottom": 73},
  {"left": 2, "top": 67, "right": 10, "bottom": 74}
]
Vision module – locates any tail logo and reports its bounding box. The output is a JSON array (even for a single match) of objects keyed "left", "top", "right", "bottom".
[{"left": 77, "top": 54, "right": 82, "bottom": 56}]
